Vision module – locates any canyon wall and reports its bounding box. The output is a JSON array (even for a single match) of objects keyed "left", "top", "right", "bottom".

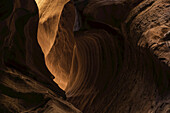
[
  {"left": 59, "top": 0, "right": 170, "bottom": 112},
  {"left": 0, "top": 0, "right": 169, "bottom": 113},
  {"left": 0, "top": 0, "right": 81, "bottom": 112}
]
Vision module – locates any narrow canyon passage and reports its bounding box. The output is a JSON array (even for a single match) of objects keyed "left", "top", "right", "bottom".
[
  {"left": 0, "top": 0, "right": 169, "bottom": 113},
  {"left": 35, "top": 0, "right": 170, "bottom": 112}
]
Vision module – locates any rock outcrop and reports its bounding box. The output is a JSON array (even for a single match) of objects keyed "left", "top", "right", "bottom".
[{"left": 124, "top": 0, "right": 170, "bottom": 66}]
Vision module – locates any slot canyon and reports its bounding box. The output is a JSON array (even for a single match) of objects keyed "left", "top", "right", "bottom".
[{"left": 0, "top": 0, "right": 170, "bottom": 112}]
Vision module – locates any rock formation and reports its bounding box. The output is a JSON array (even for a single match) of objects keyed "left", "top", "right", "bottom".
[
  {"left": 0, "top": 0, "right": 169, "bottom": 113},
  {"left": 0, "top": 0, "right": 81, "bottom": 112}
]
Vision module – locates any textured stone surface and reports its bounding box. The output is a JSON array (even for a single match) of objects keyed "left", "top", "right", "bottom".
[
  {"left": 65, "top": 23, "right": 170, "bottom": 113},
  {"left": 0, "top": 0, "right": 65, "bottom": 96},
  {"left": 138, "top": 25, "right": 170, "bottom": 66},
  {"left": 124, "top": 0, "right": 170, "bottom": 66},
  {"left": 0, "top": 0, "right": 81, "bottom": 112},
  {"left": 45, "top": 2, "right": 76, "bottom": 89},
  {"left": 0, "top": 0, "right": 170, "bottom": 113},
  {"left": 35, "top": 0, "right": 70, "bottom": 56},
  {"left": 0, "top": 68, "right": 81, "bottom": 113}
]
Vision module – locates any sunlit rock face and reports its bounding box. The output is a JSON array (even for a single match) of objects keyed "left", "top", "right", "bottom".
[
  {"left": 0, "top": 0, "right": 81, "bottom": 112},
  {"left": 0, "top": 0, "right": 64, "bottom": 95},
  {"left": 35, "top": 0, "right": 74, "bottom": 89},
  {"left": 35, "top": 0, "right": 70, "bottom": 56},
  {"left": 45, "top": 2, "right": 76, "bottom": 89}
]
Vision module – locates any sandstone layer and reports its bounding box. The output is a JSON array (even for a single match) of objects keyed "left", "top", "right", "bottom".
[{"left": 0, "top": 0, "right": 170, "bottom": 113}]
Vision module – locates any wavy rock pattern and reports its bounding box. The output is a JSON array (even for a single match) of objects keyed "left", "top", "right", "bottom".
[
  {"left": 0, "top": 0, "right": 170, "bottom": 113},
  {"left": 65, "top": 24, "right": 170, "bottom": 113},
  {"left": 60, "top": 0, "right": 170, "bottom": 112}
]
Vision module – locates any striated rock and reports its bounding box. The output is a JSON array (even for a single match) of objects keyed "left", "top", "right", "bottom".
[
  {"left": 65, "top": 22, "right": 170, "bottom": 113},
  {"left": 62, "top": 0, "right": 170, "bottom": 112},
  {"left": 0, "top": 0, "right": 170, "bottom": 112}
]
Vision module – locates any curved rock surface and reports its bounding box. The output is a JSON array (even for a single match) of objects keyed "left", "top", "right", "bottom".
[
  {"left": 45, "top": 2, "right": 76, "bottom": 89},
  {"left": 66, "top": 23, "right": 170, "bottom": 113},
  {"left": 0, "top": 0, "right": 170, "bottom": 113},
  {"left": 35, "top": 0, "right": 70, "bottom": 56},
  {"left": 0, "top": 0, "right": 81, "bottom": 112}
]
